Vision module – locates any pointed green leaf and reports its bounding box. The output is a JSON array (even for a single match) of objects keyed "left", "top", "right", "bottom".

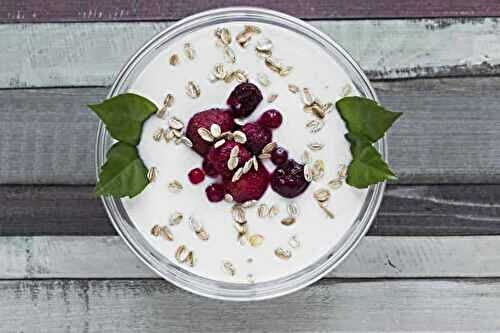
[
  {"left": 336, "top": 96, "right": 402, "bottom": 142},
  {"left": 345, "top": 133, "right": 398, "bottom": 189},
  {"left": 89, "top": 93, "right": 157, "bottom": 145},
  {"left": 95, "top": 142, "right": 149, "bottom": 198}
]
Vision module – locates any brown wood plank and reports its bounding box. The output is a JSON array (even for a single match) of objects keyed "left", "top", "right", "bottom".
[
  {"left": 2, "top": 0, "right": 500, "bottom": 23},
  {"left": 1, "top": 184, "right": 499, "bottom": 236},
  {"left": 1, "top": 279, "right": 500, "bottom": 331}
]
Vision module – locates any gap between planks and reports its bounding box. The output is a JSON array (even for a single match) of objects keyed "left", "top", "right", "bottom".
[
  {"left": 2, "top": 77, "right": 500, "bottom": 185},
  {"left": 1, "top": 18, "right": 500, "bottom": 88},
  {"left": 1, "top": 278, "right": 500, "bottom": 331},
  {"left": 2, "top": 236, "right": 500, "bottom": 279}
]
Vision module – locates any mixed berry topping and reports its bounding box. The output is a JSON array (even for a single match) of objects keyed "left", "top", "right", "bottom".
[
  {"left": 271, "top": 159, "right": 310, "bottom": 198},
  {"left": 186, "top": 83, "right": 311, "bottom": 203},
  {"left": 205, "top": 183, "right": 225, "bottom": 202},
  {"left": 226, "top": 83, "right": 263, "bottom": 118},
  {"left": 188, "top": 168, "right": 205, "bottom": 184},
  {"left": 240, "top": 122, "right": 272, "bottom": 155},
  {"left": 271, "top": 146, "right": 288, "bottom": 166},
  {"left": 258, "top": 109, "right": 283, "bottom": 129}
]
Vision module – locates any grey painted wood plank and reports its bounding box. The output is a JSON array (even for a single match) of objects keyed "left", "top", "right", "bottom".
[
  {"left": 2, "top": 18, "right": 500, "bottom": 88},
  {"left": 2, "top": 77, "right": 500, "bottom": 185},
  {"left": 4, "top": 0, "right": 500, "bottom": 23},
  {"left": 3, "top": 236, "right": 500, "bottom": 279},
  {"left": 1, "top": 184, "right": 499, "bottom": 236},
  {"left": 1, "top": 278, "right": 499, "bottom": 331}
]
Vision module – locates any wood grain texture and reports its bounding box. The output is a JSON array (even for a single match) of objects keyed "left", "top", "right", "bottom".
[
  {"left": 1, "top": 184, "right": 499, "bottom": 236},
  {"left": 2, "top": 78, "right": 500, "bottom": 185},
  {"left": 2, "top": 18, "right": 500, "bottom": 88},
  {"left": 3, "top": 0, "right": 500, "bottom": 22},
  {"left": 3, "top": 236, "right": 500, "bottom": 279},
  {"left": 1, "top": 279, "right": 499, "bottom": 331}
]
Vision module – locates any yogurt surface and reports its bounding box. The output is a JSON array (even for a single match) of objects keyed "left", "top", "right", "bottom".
[{"left": 122, "top": 21, "right": 368, "bottom": 283}]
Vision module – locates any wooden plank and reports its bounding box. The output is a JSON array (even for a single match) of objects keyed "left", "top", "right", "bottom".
[
  {"left": 1, "top": 184, "right": 499, "bottom": 236},
  {"left": 2, "top": 78, "right": 500, "bottom": 185},
  {"left": 1, "top": 278, "right": 499, "bottom": 331},
  {"left": 2, "top": 18, "right": 500, "bottom": 88},
  {"left": 2, "top": 236, "right": 500, "bottom": 279},
  {"left": 2, "top": 0, "right": 500, "bottom": 22}
]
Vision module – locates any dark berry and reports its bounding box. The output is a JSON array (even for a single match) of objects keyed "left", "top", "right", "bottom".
[
  {"left": 226, "top": 83, "right": 263, "bottom": 118},
  {"left": 188, "top": 168, "right": 205, "bottom": 184},
  {"left": 186, "top": 108, "right": 236, "bottom": 156},
  {"left": 258, "top": 109, "right": 283, "bottom": 129},
  {"left": 207, "top": 141, "right": 252, "bottom": 178},
  {"left": 202, "top": 158, "right": 219, "bottom": 177},
  {"left": 271, "top": 146, "right": 288, "bottom": 165},
  {"left": 223, "top": 162, "right": 269, "bottom": 203},
  {"left": 241, "top": 122, "right": 272, "bottom": 154},
  {"left": 205, "top": 183, "right": 225, "bottom": 202},
  {"left": 271, "top": 159, "right": 310, "bottom": 198}
]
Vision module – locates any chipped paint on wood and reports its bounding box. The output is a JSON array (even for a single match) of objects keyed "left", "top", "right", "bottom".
[
  {"left": 1, "top": 18, "right": 500, "bottom": 88},
  {"left": 2, "top": 1, "right": 500, "bottom": 22},
  {"left": 2, "top": 236, "right": 500, "bottom": 278},
  {"left": 0, "top": 279, "right": 499, "bottom": 331},
  {"left": 1, "top": 184, "right": 500, "bottom": 236}
]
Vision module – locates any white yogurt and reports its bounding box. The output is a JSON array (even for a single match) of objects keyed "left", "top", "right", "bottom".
[{"left": 122, "top": 22, "right": 368, "bottom": 283}]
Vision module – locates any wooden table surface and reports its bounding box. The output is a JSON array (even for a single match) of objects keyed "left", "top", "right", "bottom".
[{"left": 2, "top": 1, "right": 500, "bottom": 331}]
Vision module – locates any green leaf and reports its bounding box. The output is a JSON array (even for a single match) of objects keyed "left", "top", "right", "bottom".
[
  {"left": 95, "top": 142, "right": 149, "bottom": 198},
  {"left": 345, "top": 133, "right": 398, "bottom": 189},
  {"left": 89, "top": 93, "right": 157, "bottom": 145},
  {"left": 336, "top": 96, "right": 402, "bottom": 142}
]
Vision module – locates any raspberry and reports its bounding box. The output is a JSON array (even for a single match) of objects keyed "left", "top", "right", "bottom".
[
  {"left": 271, "top": 146, "right": 288, "bottom": 165},
  {"left": 188, "top": 168, "right": 205, "bottom": 184},
  {"left": 202, "top": 158, "right": 219, "bottom": 177},
  {"left": 271, "top": 159, "right": 310, "bottom": 198},
  {"left": 205, "top": 183, "right": 225, "bottom": 202},
  {"left": 226, "top": 83, "right": 263, "bottom": 118},
  {"left": 223, "top": 163, "right": 269, "bottom": 203},
  {"left": 241, "top": 122, "right": 272, "bottom": 154},
  {"left": 186, "top": 108, "right": 236, "bottom": 156},
  {"left": 207, "top": 141, "right": 252, "bottom": 178},
  {"left": 258, "top": 109, "right": 283, "bottom": 129}
]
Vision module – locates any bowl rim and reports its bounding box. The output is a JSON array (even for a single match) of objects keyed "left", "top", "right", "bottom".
[{"left": 95, "top": 6, "right": 387, "bottom": 301}]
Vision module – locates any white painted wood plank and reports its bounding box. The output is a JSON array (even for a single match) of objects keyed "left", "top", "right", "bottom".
[
  {"left": 2, "top": 236, "right": 500, "bottom": 279},
  {"left": 1, "top": 18, "right": 499, "bottom": 88},
  {"left": 1, "top": 278, "right": 499, "bottom": 332},
  {"left": 2, "top": 78, "right": 500, "bottom": 184}
]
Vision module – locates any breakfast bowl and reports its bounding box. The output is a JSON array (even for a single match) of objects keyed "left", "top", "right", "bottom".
[{"left": 95, "top": 7, "right": 386, "bottom": 301}]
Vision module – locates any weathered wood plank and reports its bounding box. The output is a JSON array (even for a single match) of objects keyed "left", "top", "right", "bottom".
[
  {"left": 2, "top": 236, "right": 500, "bottom": 279},
  {"left": 1, "top": 184, "right": 499, "bottom": 236},
  {"left": 1, "top": 279, "right": 499, "bottom": 331},
  {"left": 2, "top": 0, "right": 500, "bottom": 23},
  {"left": 2, "top": 18, "right": 500, "bottom": 88},
  {"left": 2, "top": 78, "right": 500, "bottom": 185}
]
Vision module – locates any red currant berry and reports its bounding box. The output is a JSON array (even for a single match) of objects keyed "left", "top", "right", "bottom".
[
  {"left": 258, "top": 109, "right": 283, "bottom": 129},
  {"left": 188, "top": 168, "right": 205, "bottom": 184},
  {"left": 205, "top": 183, "right": 225, "bottom": 202},
  {"left": 271, "top": 146, "right": 289, "bottom": 165},
  {"left": 202, "top": 158, "right": 219, "bottom": 177}
]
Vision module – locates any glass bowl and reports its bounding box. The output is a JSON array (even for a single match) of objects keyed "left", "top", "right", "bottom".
[{"left": 95, "top": 7, "right": 386, "bottom": 301}]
